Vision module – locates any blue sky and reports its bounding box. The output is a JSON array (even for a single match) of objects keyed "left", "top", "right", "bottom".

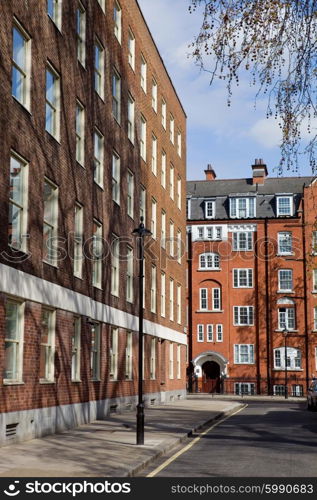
[{"left": 137, "top": 0, "right": 313, "bottom": 181}]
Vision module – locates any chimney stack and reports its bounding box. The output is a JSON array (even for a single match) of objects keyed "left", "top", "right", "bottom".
[
  {"left": 252, "top": 158, "right": 268, "bottom": 185},
  {"left": 204, "top": 164, "right": 217, "bottom": 181}
]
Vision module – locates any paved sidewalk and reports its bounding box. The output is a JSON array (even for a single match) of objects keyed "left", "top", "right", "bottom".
[{"left": 0, "top": 397, "right": 242, "bottom": 478}]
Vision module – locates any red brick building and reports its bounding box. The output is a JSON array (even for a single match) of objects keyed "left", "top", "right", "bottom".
[
  {"left": 0, "top": 0, "right": 187, "bottom": 445},
  {"left": 187, "top": 160, "right": 317, "bottom": 396}
]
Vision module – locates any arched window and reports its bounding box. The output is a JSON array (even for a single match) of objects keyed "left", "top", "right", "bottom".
[
  {"left": 274, "top": 347, "right": 301, "bottom": 370},
  {"left": 199, "top": 252, "right": 220, "bottom": 270}
]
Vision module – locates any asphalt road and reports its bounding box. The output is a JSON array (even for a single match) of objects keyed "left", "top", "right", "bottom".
[{"left": 144, "top": 402, "right": 317, "bottom": 477}]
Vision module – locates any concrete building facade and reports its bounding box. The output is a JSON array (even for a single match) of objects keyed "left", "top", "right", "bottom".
[
  {"left": 187, "top": 161, "right": 317, "bottom": 396},
  {"left": 0, "top": 0, "right": 187, "bottom": 446}
]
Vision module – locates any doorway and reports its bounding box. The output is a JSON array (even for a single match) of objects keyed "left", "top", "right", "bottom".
[{"left": 202, "top": 360, "right": 221, "bottom": 393}]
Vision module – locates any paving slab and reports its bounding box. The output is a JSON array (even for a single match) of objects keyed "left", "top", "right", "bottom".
[{"left": 0, "top": 397, "right": 242, "bottom": 478}]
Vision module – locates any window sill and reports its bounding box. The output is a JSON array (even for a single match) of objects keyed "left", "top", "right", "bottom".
[
  {"left": 311, "top": 291, "right": 317, "bottom": 295},
  {"left": 94, "top": 181, "right": 104, "bottom": 190},
  {"left": 74, "top": 274, "right": 83, "bottom": 280},
  {"left": 91, "top": 378, "right": 101, "bottom": 383},
  {"left": 196, "top": 309, "right": 224, "bottom": 313},
  {"left": 272, "top": 368, "right": 303, "bottom": 372},
  {"left": 94, "top": 90, "right": 105, "bottom": 102},
  {"left": 233, "top": 286, "right": 253, "bottom": 289},
  {"left": 233, "top": 324, "right": 254, "bottom": 327},
  {"left": 3, "top": 380, "right": 24, "bottom": 386},
  {"left": 43, "top": 260, "right": 58, "bottom": 269},
  {"left": 71, "top": 379, "right": 81, "bottom": 383},
  {"left": 125, "top": 378, "right": 133, "bottom": 381},
  {"left": 198, "top": 268, "right": 221, "bottom": 272},
  {"left": 109, "top": 378, "right": 118, "bottom": 382},
  {"left": 274, "top": 329, "right": 299, "bottom": 333},
  {"left": 93, "top": 284, "right": 103, "bottom": 290},
  {"left": 233, "top": 362, "right": 255, "bottom": 365},
  {"left": 39, "top": 379, "right": 55, "bottom": 384},
  {"left": 8, "top": 244, "right": 29, "bottom": 256},
  {"left": 46, "top": 130, "right": 61, "bottom": 145},
  {"left": 311, "top": 330, "right": 317, "bottom": 333},
  {"left": 111, "top": 292, "right": 119, "bottom": 298},
  {"left": 277, "top": 291, "right": 294, "bottom": 294},
  {"left": 112, "top": 114, "right": 121, "bottom": 127},
  {"left": 276, "top": 253, "right": 294, "bottom": 257}
]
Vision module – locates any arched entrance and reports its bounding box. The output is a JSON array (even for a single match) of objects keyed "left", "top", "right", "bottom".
[{"left": 202, "top": 361, "right": 221, "bottom": 393}]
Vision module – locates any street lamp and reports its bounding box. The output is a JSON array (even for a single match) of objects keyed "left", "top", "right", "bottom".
[
  {"left": 283, "top": 328, "right": 289, "bottom": 399},
  {"left": 132, "top": 217, "right": 152, "bottom": 445}
]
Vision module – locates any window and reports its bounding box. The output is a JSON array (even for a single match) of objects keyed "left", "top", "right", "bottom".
[
  {"left": 277, "top": 196, "right": 293, "bottom": 216},
  {"left": 273, "top": 384, "right": 285, "bottom": 396},
  {"left": 128, "top": 29, "right": 135, "bottom": 69},
  {"left": 170, "top": 114, "right": 175, "bottom": 143},
  {"left": 47, "top": 0, "right": 62, "bottom": 29},
  {"left": 125, "top": 332, "right": 133, "bottom": 379},
  {"left": 114, "top": 1, "right": 122, "bottom": 43},
  {"left": 109, "top": 327, "right": 118, "bottom": 380},
  {"left": 9, "top": 153, "right": 28, "bottom": 252},
  {"left": 313, "top": 231, "right": 317, "bottom": 254},
  {"left": 169, "top": 343, "right": 174, "bottom": 379},
  {"left": 45, "top": 66, "right": 60, "bottom": 139},
  {"left": 150, "top": 338, "right": 156, "bottom": 379},
  {"left": 200, "top": 288, "right": 208, "bottom": 310},
  {"left": 205, "top": 200, "right": 215, "bottom": 219},
  {"left": 230, "top": 197, "right": 256, "bottom": 218},
  {"left": 162, "top": 99, "right": 166, "bottom": 129},
  {"left": 177, "top": 130, "right": 182, "bottom": 157},
  {"left": 140, "top": 115, "right": 147, "bottom": 161},
  {"left": 127, "top": 94, "right": 135, "bottom": 143},
  {"left": 140, "top": 185, "right": 146, "bottom": 224},
  {"left": 169, "top": 220, "right": 174, "bottom": 257},
  {"left": 161, "top": 210, "right": 166, "bottom": 248},
  {"left": 278, "top": 232, "right": 292, "bottom": 254},
  {"left": 177, "top": 177, "right": 182, "bottom": 210},
  {"left": 314, "top": 307, "right": 317, "bottom": 330},
  {"left": 313, "top": 269, "right": 317, "bottom": 292},
  {"left": 111, "top": 236, "right": 120, "bottom": 296},
  {"left": 207, "top": 325, "right": 213, "bottom": 342},
  {"left": 112, "top": 152, "right": 120, "bottom": 204},
  {"left": 177, "top": 344, "right": 181, "bottom": 379},
  {"left": 12, "top": 23, "right": 31, "bottom": 109},
  {"left": 152, "top": 79, "right": 157, "bottom": 112},
  {"left": 4, "top": 300, "right": 24, "bottom": 383},
  {"left": 126, "top": 246, "right": 133, "bottom": 303},
  {"left": 112, "top": 69, "right": 121, "bottom": 123},
  {"left": 274, "top": 347, "right": 301, "bottom": 370},
  {"left": 197, "top": 324, "right": 204, "bottom": 342},
  {"left": 76, "top": 101, "right": 85, "bottom": 165},
  {"left": 233, "top": 269, "right": 253, "bottom": 288},
  {"left": 76, "top": 3, "right": 86, "bottom": 66},
  {"left": 212, "top": 288, "right": 221, "bottom": 311},
  {"left": 40, "top": 308, "right": 56, "bottom": 382},
  {"left": 151, "top": 265, "right": 157, "bottom": 313},
  {"left": 91, "top": 323, "right": 100, "bottom": 380},
  {"left": 97, "top": 0, "right": 105, "bottom": 11},
  {"left": 177, "top": 284, "right": 181, "bottom": 324},
  {"left": 74, "top": 203, "right": 83, "bottom": 278},
  {"left": 278, "top": 269, "right": 293, "bottom": 292},
  {"left": 232, "top": 231, "right": 253, "bottom": 251},
  {"left": 198, "top": 227, "right": 204, "bottom": 239},
  {"left": 92, "top": 221, "right": 102, "bottom": 288},
  {"left": 216, "top": 227, "right": 222, "bottom": 240},
  {"left": 161, "top": 272, "right": 166, "bottom": 317},
  {"left": 216, "top": 324, "right": 223, "bottom": 342},
  {"left": 278, "top": 307, "right": 295, "bottom": 330},
  {"left": 177, "top": 230, "right": 182, "bottom": 264},
  {"left": 127, "top": 170, "right": 134, "bottom": 218},
  {"left": 140, "top": 55, "right": 147, "bottom": 92},
  {"left": 161, "top": 151, "right": 166, "bottom": 188},
  {"left": 43, "top": 179, "right": 58, "bottom": 265},
  {"left": 199, "top": 253, "right": 220, "bottom": 270},
  {"left": 94, "top": 40, "right": 104, "bottom": 99},
  {"left": 234, "top": 344, "right": 254, "bottom": 364},
  {"left": 233, "top": 306, "right": 254, "bottom": 326},
  {"left": 235, "top": 383, "right": 255, "bottom": 395},
  {"left": 170, "top": 164, "right": 174, "bottom": 200},
  {"left": 292, "top": 385, "right": 304, "bottom": 397},
  {"left": 169, "top": 279, "right": 174, "bottom": 321},
  {"left": 151, "top": 134, "right": 157, "bottom": 175},
  {"left": 151, "top": 198, "right": 157, "bottom": 238},
  {"left": 71, "top": 316, "right": 81, "bottom": 381},
  {"left": 94, "top": 128, "right": 104, "bottom": 186}
]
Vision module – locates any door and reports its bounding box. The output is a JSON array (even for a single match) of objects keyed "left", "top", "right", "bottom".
[{"left": 202, "top": 361, "right": 221, "bottom": 393}]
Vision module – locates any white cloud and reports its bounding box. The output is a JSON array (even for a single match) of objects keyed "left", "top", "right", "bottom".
[{"left": 248, "top": 118, "right": 282, "bottom": 148}]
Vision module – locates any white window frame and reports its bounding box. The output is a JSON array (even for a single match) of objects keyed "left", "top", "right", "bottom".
[
  {"left": 278, "top": 269, "right": 293, "bottom": 292},
  {"left": 278, "top": 307, "right": 296, "bottom": 330},
  {"left": 92, "top": 220, "right": 103, "bottom": 289},
  {"left": 112, "top": 151, "right": 120, "bottom": 205},
  {"left": 47, "top": 0, "right": 62, "bottom": 30},
  {"left": 71, "top": 316, "right": 81, "bottom": 381},
  {"left": 76, "top": 101, "right": 85, "bottom": 166},
  {"left": 216, "top": 324, "right": 223, "bottom": 342},
  {"left": 199, "top": 252, "right": 220, "bottom": 270},
  {"left": 112, "top": 69, "right": 121, "bottom": 123},
  {"left": 169, "top": 342, "right": 174, "bottom": 379},
  {"left": 74, "top": 203, "right": 83, "bottom": 278},
  {"left": 140, "top": 55, "right": 147, "bottom": 93},
  {"left": 276, "top": 195, "right": 293, "bottom": 216},
  {"left": 161, "top": 210, "right": 166, "bottom": 248},
  {"left": 233, "top": 306, "right": 254, "bottom": 326},
  {"left": 94, "top": 39, "right": 105, "bottom": 100},
  {"left": 162, "top": 99, "right": 166, "bottom": 129},
  {"left": 197, "top": 324, "right": 204, "bottom": 342},
  {"left": 76, "top": 2, "right": 86, "bottom": 66},
  {"left": 151, "top": 265, "right": 157, "bottom": 313},
  {"left": 161, "top": 272, "right": 166, "bottom": 317},
  {"left": 177, "top": 130, "right": 182, "bottom": 157},
  {"left": 177, "top": 229, "right": 182, "bottom": 264},
  {"left": 12, "top": 21, "right": 31, "bottom": 110},
  {"left": 97, "top": 0, "right": 106, "bottom": 12},
  {"left": 151, "top": 134, "right": 157, "bottom": 175},
  {"left": 109, "top": 327, "right": 118, "bottom": 380},
  {"left": 40, "top": 308, "right": 56, "bottom": 382},
  {"left": 152, "top": 78, "right": 158, "bottom": 112},
  {"left": 212, "top": 288, "right": 221, "bottom": 311},
  {"left": 207, "top": 324, "right": 213, "bottom": 342},
  {"left": 273, "top": 347, "right": 301, "bottom": 370},
  {"left": 140, "top": 115, "right": 147, "bottom": 161},
  {"left": 230, "top": 197, "right": 256, "bottom": 218},
  {"left": 43, "top": 179, "right": 58, "bottom": 266},
  {"left": 170, "top": 164, "right": 174, "bottom": 200},
  {"left": 177, "top": 284, "right": 181, "bottom": 324},
  {"left": 200, "top": 288, "right": 208, "bottom": 310},
  {"left": 169, "top": 220, "right": 174, "bottom": 257},
  {"left": 169, "top": 279, "right": 174, "bottom": 321},
  {"left": 127, "top": 170, "right": 134, "bottom": 218},
  {"left": 177, "top": 344, "right": 181, "bottom": 379},
  {"left": 45, "top": 65, "right": 60, "bottom": 139},
  {"left": 312, "top": 231, "right": 317, "bottom": 254},
  {"left": 170, "top": 114, "right": 175, "bottom": 143},
  {"left": 127, "top": 94, "right": 135, "bottom": 143},
  {"left": 125, "top": 331, "right": 133, "bottom": 380},
  {"left": 205, "top": 200, "right": 215, "bottom": 219},
  {"left": 93, "top": 127, "right": 104, "bottom": 186},
  {"left": 4, "top": 300, "right": 25, "bottom": 384},
  {"left": 114, "top": 1, "right": 122, "bottom": 43},
  {"left": 150, "top": 338, "right": 156, "bottom": 380},
  {"left": 177, "top": 176, "right": 182, "bottom": 210},
  {"left": 161, "top": 150, "right": 166, "bottom": 188},
  {"left": 126, "top": 245, "right": 133, "bottom": 303},
  {"left": 278, "top": 232, "right": 293, "bottom": 255},
  {"left": 9, "top": 152, "right": 29, "bottom": 253},
  {"left": 91, "top": 323, "right": 100, "bottom": 381},
  {"left": 313, "top": 269, "right": 317, "bottom": 292},
  {"left": 111, "top": 236, "right": 120, "bottom": 297},
  {"left": 235, "top": 383, "right": 255, "bottom": 395},
  {"left": 233, "top": 269, "right": 253, "bottom": 288},
  {"left": 234, "top": 344, "right": 255, "bottom": 364},
  {"left": 151, "top": 198, "right": 157, "bottom": 239},
  {"left": 140, "top": 185, "right": 146, "bottom": 225},
  {"left": 128, "top": 28, "right": 135, "bottom": 70},
  {"left": 232, "top": 231, "right": 253, "bottom": 251}
]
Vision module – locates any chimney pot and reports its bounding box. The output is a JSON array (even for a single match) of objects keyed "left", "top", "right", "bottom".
[
  {"left": 252, "top": 158, "right": 268, "bottom": 184},
  {"left": 204, "top": 164, "right": 217, "bottom": 181}
]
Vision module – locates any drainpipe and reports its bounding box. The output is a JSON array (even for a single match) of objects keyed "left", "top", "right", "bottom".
[
  {"left": 301, "top": 187, "right": 310, "bottom": 392},
  {"left": 187, "top": 227, "right": 193, "bottom": 393},
  {"left": 264, "top": 218, "right": 271, "bottom": 395},
  {"left": 254, "top": 225, "right": 261, "bottom": 394}
]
